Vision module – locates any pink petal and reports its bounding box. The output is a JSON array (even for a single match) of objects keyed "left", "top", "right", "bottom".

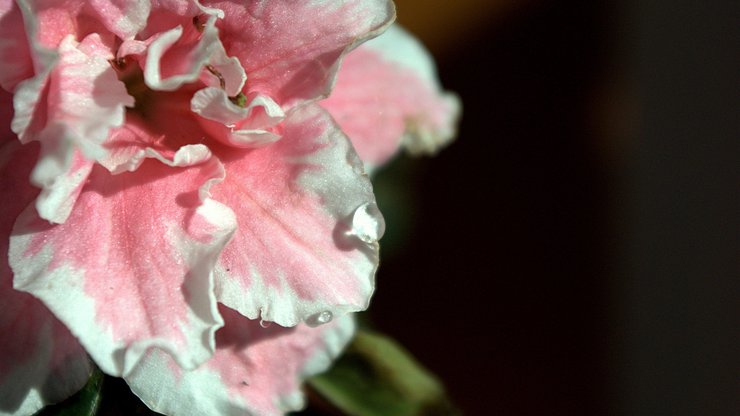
[
  {"left": 102, "top": 126, "right": 212, "bottom": 175},
  {"left": 126, "top": 305, "right": 355, "bottom": 416},
  {"left": 208, "top": 0, "right": 395, "bottom": 110},
  {"left": 9, "top": 148, "right": 236, "bottom": 376},
  {"left": 11, "top": 0, "right": 117, "bottom": 66},
  {"left": 321, "top": 25, "right": 461, "bottom": 168},
  {"left": 0, "top": 0, "right": 34, "bottom": 92},
  {"left": 88, "top": 0, "right": 151, "bottom": 40},
  {"left": 210, "top": 104, "right": 384, "bottom": 327},
  {"left": 10, "top": 0, "right": 59, "bottom": 142},
  {"left": 0, "top": 139, "right": 90, "bottom": 416}
]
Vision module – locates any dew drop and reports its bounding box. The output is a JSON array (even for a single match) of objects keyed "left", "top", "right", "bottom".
[
  {"left": 306, "top": 311, "right": 333, "bottom": 327},
  {"left": 349, "top": 202, "right": 385, "bottom": 244}
]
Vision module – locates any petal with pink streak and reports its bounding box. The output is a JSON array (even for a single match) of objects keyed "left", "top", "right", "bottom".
[
  {"left": 0, "top": 139, "right": 91, "bottom": 416},
  {"left": 210, "top": 105, "right": 383, "bottom": 327},
  {"left": 321, "top": 24, "right": 461, "bottom": 169},
  {"left": 9, "top": 148, "right": 236, "bottom": 377},
  {"left": 0, "top": 0, "right": 33, "bottom": 92},
  {"left": 126, "top": 305, "right": 355, "bottom": 416},
  {"left": 13, "top": 32, "right": 133, "bottom": 223},
  {"left": 207, "top": 0, "right": 395, "bottom": 110}
]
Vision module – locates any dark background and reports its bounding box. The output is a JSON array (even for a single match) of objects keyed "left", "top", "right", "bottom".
[{"left": 370, "top": 1, "right": 738, "bottom": 415}]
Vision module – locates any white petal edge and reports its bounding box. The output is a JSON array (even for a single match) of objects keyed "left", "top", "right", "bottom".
[{"left": 125, "top": 314, "right": 356, "bottom": 416}]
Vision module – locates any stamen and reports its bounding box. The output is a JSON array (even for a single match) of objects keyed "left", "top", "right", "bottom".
[
  {"left": 205, "top": 63, "right": 246, "bottom": 108},
  {"left": 110, "top": 56, "right": 127, "bottom": 70},
  {"left": 205, "top": 64, "right": 226, "bottom": 90},
  {"left": 192, "top": 14, "right": 206, "bottom": 32},
  {"left": 229, "top": 92, "right": 247, "bottom": 108}
]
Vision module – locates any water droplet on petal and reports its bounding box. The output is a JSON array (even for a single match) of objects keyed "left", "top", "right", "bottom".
[
  {"left": 259, "top": 319, "right": 272, "bottom": 328},
  {"left": 306, "top": 311, "right": 333, "bottom": 327},
  {"left": 349, "top": 202, "right": 385, "bottom": 244}
]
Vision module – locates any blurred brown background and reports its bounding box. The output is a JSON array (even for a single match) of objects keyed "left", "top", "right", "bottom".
[{"left": 369, "top": 1, "right": 738, "bottom": 415}]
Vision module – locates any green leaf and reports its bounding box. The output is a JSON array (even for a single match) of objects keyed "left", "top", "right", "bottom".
[
  {"left": 35, "top": 366, "right": 104, "bottom": 416},
  {"left": 308, "top": 330, "right": 459, "bottom": 416}
]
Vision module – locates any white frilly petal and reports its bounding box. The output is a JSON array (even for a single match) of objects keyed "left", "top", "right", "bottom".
[
  {"left": 192, "top": 87, "right": 285, "bottom": 147},
  {"left": 144, "top": 15, "right": 245, "bottom": 95}
]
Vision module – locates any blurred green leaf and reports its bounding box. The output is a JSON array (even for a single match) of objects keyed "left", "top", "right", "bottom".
[
  {"left": 370, "top": 156, "right": 420, "bottom": 259},
  {"left": 36, "top": 366, "right": 103, "bottom": 416},
  {"left": 308, "top": 330, "right": 459, "bottom": 416}
]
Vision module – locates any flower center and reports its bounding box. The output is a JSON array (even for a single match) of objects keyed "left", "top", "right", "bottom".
[
  {"left": 112, "top": 56, "right": 247, "bottom": 118},
  {"left": 205, "top": 64, "right": 247, "bottom": 107},
  {"left": 112, "top": 57, "right": 149, "bottom": 109}
]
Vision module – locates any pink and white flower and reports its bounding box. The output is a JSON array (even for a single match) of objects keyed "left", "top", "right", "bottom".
[{"left": 0, "top": 1, "right": 458, "bottom": 415}]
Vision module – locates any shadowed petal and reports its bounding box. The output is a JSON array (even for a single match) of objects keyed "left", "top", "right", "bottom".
[{"left": 0, "top": 137, "right": 90, "bottom": 416}]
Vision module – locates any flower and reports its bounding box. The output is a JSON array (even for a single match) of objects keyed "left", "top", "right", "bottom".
[{"left": 0, "top": 1, "right": 458, "bottom": 415}]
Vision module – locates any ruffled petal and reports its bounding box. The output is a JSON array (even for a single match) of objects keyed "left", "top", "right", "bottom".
[
  {"left": 9, "top": 148, "right": 236, "bottom": 376},
  {"left": 211, "top": 104, "right": 383, "bottom": 327},
  {"left": 12, "top": 30, "right": 133, "bottom": 223},
  {"left": 208, "top": 0, "right": 395, "bottom": 110},
  {"left": 30, "top": 145, "right": 94, "bottom": 226},
  {"left": 42, "top": 34, "right": 133, "bottom": 158},
  {"left": 126, "top": 305, "right": 355, "bottom": 416},
  {"left": 10, "top": 0, "right": 130, "bottom": 140},
  {"left": 0, "top": 139, "right": 90, "bottom": 416},
  {"left": 191, "top": 87, "right": 284, "bottom": 147},
  {"left": 143, "top": 13, "right": 245, "bottom": 94},
  {"left": 321, "top": 24, "right": 461, "bottom": 168}
]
